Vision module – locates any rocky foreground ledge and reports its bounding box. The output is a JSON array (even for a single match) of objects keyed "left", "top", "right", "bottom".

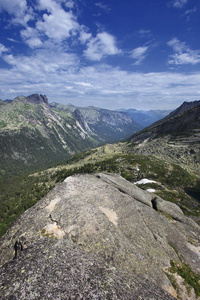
[{"left": 0, "top": 173, "right": 200, "bottom": 299}]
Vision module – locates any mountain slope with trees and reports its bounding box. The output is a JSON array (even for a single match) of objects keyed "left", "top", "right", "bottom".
[
  {"left": 0, "top": 94, "right": 141, "bottom": 178},
  {"left": 129, "top": 100, "right": 200, "bottom": 177}
]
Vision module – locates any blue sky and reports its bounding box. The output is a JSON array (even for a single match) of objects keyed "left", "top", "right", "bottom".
[{"left": 0, "top": 0, "right": 200, "bottom": 110}]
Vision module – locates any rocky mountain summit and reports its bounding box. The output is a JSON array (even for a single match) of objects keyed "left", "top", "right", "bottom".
[
  {"left": 23, "top": 94, "right": 49, "bottom": 105},
  {"left": 1, "top": 173, "right": 200, "bottom": 299}
]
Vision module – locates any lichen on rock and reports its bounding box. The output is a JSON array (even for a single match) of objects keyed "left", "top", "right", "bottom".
[{"left": 0, "top": 173, "right": 200, "bottom": 299}]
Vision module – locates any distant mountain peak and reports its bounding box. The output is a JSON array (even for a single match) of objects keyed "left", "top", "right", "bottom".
[{"left": 26, "top": 94, "right": 49, "bottom": 105}]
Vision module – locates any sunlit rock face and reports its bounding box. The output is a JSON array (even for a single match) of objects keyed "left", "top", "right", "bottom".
[{"left": 1, "top": 173, "right": 200, "bottom": 299}]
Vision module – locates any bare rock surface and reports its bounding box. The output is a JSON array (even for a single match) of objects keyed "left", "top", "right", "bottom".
[
  {"left": 0, "top": 238, "right": 175, "bottom": 300},
  {"left": 1, "top": 173, "right": 200, "bottom": 299}
]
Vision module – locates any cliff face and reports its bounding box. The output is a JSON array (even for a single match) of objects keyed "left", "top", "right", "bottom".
[
  {"left": 51, "top": 102, "right": 142, "bottom": 143},
  {"left": 1, "top": 173, "right": 200, "bottom": 299}
]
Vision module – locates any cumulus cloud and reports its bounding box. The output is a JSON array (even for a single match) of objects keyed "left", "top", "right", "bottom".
[
  {"left": 130, "top": 46, "right": 149, "bottom": 65},
  {"left": 64, "top": 1, "right": 75, "bottom": 9},
  {"left": 0, "top": 0, "right": 34, "bottom": 26},
  {"left": 84, "top": 32, "right": 121, "bottom": 61},
  {"left": 20, "top": 27, "right": 43, "bottom": 48},
  {"left": 25, "top": 37, "right": 43, "bottom": 49},
  {"left": 79, "top": 30, "right": 92, "bottom": 44},
  {"left": 167, "top": 38, "right": 200, "bottom": 65},
  {"left": 2, "top": 0, "right": 87, "bottom": 50},
  {"left": 36, "top": 0, "right": 79, "bottom": 41}
]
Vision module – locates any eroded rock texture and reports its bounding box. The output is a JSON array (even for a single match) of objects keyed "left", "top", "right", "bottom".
[{"left": 1, "top": 173, "right": 200, "bottom": 299}]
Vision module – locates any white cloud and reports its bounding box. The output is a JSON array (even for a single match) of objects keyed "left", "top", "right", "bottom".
[
  {"left": 36, "top": 0, "right": 79, "bottom": 41},
  {"left": 64, "top": 1, "right": 75, "bottom": 9},
  {"left": 95, "top": 2, "right": 110, "bottom": 11},
  {"left": 167, "top": 38, "right": 200, "bottom": 65},
  {"left": 37, "top": 0, "right": 58, "bottom": 12},
  {"left": 84, "top": 32, "right": 121, "bottom": 61},
  {"left": 2, "top": 49, "right": 78, "bottom": 75},
  {"left": 130, "top": 46, "right": 149, "bottom": 65},
  {"left": 26, "top": 38, "right": 43, "bottom": 49},
  {"left": 21, "top": 27, "right": 43, "bottom": 48},
  {"left": 1, "top": 47, "right": 200, "bottom": 111},
  {"left": 183, "top": 7, "right": 197, "bottom": 21},
  {"left": 75, "top": 82, "right": 92, "bottom": 87},
  {"left": 0, "top": 0, "right": 34, "bottom": 27},
  {"left": 137, "top": 29, "right": 151, "bottom": 37},
  {"left": 184, "top": 8, "right": 196, "bottom": 15},
  {"left": 0, "top": 0, "right": 27, "bottom": 15},
  {"left": 0, "top": 43, "right": 9, "bottom": 56},
  {"left": 7, "top": 38, "right": 19, "bottom": 43},
  {"left": 79, "top": 30, "right": 92, "bottom": 44},
  {"left": 172, "top": 0, "right": 188, "bottom": 8}
]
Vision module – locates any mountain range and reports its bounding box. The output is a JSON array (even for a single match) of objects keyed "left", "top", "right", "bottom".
[{"left": 0, "top": 94, "right": 141, "bottom": 178}]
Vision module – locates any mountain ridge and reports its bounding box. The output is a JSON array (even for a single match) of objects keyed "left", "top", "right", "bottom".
[
  {"left": 51, "top": 102, "right": 142, "bottom": 143},
  {"left": 128, "top": 100, "right": 200, "bottom": 178},
  {"left": 130, "top": 99, "right": 200, "bottom": 142},
  {"left": 0, "top": 94, "right": 141, "bottom": 178},
  {"left": 165, "top": 100, "right": 200, "bottom": 120}
]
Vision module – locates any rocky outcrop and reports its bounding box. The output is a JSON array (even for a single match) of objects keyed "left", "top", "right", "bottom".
[
  {"left": 26, "top": 94, "right": 49, "bottom": 105},
  {"left": 0, "top": 238, "right": 176, "bottom": 299},
  {"left": 0, "top": 173, "right": 200, "bottom": 299}
]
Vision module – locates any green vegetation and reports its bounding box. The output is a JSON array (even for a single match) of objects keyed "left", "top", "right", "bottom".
[
  {"left": 168, "top": 259, "right": 200, "bottom": 297},
  {"left": 164, "top": 243, "right": 200, "bottom": 297},
  {"left": 0, "top": 121, "right": 7, "bottom": 129},
  {"left": 0, "top": 173, "right": 55, "bottom": 237}
]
